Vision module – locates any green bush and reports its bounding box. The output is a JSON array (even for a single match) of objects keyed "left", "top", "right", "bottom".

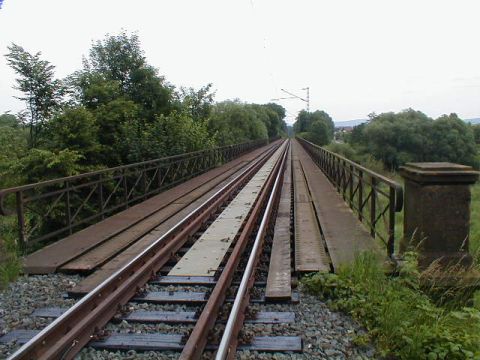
[{"left": 303, "top": 252, "right": 480, "bottom": 359}]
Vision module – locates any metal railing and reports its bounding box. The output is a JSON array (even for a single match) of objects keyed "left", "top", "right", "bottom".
[
  {"left": 0, "top": 139, "right": 269, "bottom": 249},
  {"left": 297, "top": 137, "right": 403, "bottom": 257}
]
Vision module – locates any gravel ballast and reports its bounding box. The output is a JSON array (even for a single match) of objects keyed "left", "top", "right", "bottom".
[
  {"left": 0, "top": 274, "right": 81, "bottom": 358},
  {"left": 0, "top": 277, "right": 375, "bottom": 360}
]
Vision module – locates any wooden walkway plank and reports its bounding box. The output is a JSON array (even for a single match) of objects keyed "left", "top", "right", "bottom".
[
  {"left": 67, "top": 149, "right": 280, "bottom": 295},
  {"left": 168, "top": 145, "right": 285, "bottom": 277},
  {"left": 294, "top": 139, "right": 383, "bottom": 271},
  {"left": 266, "top": 144, "right": 292, "bottom": 300},
  {"left": 68, "top": 185, "right": 231, "bottom": 295},
  {"left": 24, "top": 143, "right": 276, "bottom": 274},
  {"left": 60, "top": 160, "right": 249, "bottom": 273},
  {"left": 292, "top": 141, "right": 330, "bottom": 273}
]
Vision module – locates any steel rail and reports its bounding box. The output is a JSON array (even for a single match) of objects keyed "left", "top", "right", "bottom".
[
  {"left": 216, "top": 141, "right": 289, "bottom": 360},
  {"left": 179, "top": 140, "right": 288, "bottom": 360},
  {"left": 7, "top": 143, "right": 281, "bottom": 360}
]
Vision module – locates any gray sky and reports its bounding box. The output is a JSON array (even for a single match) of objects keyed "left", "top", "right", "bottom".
[{"left": 1, "top": 0, "right": 479, "bottom": 124}]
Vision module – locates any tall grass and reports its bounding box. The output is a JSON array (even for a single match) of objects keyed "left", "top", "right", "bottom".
[
  {"left": 0, "top": 215, "right": 22, "bottom": 289},
  {"left": 469, "top": 183, "right": 480, "bottom": 259},
  {"left": 303, "top": 252, "right": 480, "bottom": 359}
]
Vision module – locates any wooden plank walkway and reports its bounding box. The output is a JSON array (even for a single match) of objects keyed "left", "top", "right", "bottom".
[
  {"left": 266, "top": 144, "right": 292, "bottom": 300},
  {"left": 24, "top": 143, "right": 276, "bottom": 274},
  {"left": 168, "top": 144, "right": 285, "bottom": 277},
  {"left": 293, "top": 139, "right": 383, "bottom": 271},
  {"left": 292, "top": 141, "right": 330, "bottom": 272},
  {"left": 68, "top": 167, "right": 255, "bottom": 295}
]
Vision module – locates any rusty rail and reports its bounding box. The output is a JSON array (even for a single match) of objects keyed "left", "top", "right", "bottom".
[
  {"left": 216, "top": 141, "right": 288, "bottom": 360},
  {"left": 180, "top": 141, "right": 288, "bottom": 360},
  {"left": 296, "top": 137, "right": 403, "bottom": 257},
  {"left": 0, "top": 139, "right": 269, "bottom": 248},
  {"left": 7, "top": 141, "right": 281, "bottom": 360}
]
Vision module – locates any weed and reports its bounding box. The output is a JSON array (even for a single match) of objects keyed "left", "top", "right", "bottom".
[
  {"left": 303, "top": 252, "right": 480, "bottom": 359},
  {"left": 0, "top": 215, "right": 22, "bottom": 289},
  {"left": 0, "top": 256, "right": 21, "bottom": 288}
]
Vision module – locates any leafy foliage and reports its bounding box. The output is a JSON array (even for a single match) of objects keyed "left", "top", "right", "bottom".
[
  {"left": 0, "top": 31, "right": 287, "bottom": 273},
  {"left": 303, "top": 252, "right": 480, "bottom": 359},
  {"left": 345, "top": 109, "right": 478, "bottom": 170},
  {"left": 5, "top": 44, "right": 65, "bottom": 148},
  {"left": 208, "top": 101, "right": 269, "bottom": 145},
  {"left": 293, "top": 110, "right": 334, "bottom": 146}
]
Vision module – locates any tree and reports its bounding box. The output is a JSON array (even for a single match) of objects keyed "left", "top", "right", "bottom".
[
  {"left": 119, "top": 111, "right": 215, "bottom": 163},
  {"left": 93, "top": 98, "right": 140, "bottom": 165},
  {"left": 44, "top": 107, "right": 101, "bottom": 166},
  {"left": 429, "top": 114, "right": 477, "bottom": 166},
  {"left": 177, "top": 84, "right": 215, "bottom": 122},
  {"left": 346, "top": 109, "right": 478, "bottom": 170},
  {"left": 208, "top": 101, "right": 268, "bottom": 145},
  {"left": 293, "top": 109, "right": 334, "bottom": 146},
  {"left": 293, "top": 110, "right": 310, "bottom": 133},
  {"left": 81, "top": 32, "right": 173, "bottom": 122},
  {"left": 472, "top": 124, "right": 480, "bottom": 144},
  {"left": 5, "top": 44, "right": 64, "bottom": 148},
  {"left": 0, "top": 113, "right": 19, "bottom": 128},
  {"left": 361, "top": 109, "right": 432, "bottom": 169},
  {"left": 307, "top": 120, "right": 330, "bottom": 145}
]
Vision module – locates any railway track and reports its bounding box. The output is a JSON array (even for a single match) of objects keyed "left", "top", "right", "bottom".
[{"left": 7, "top": 140, "right": 300, "bottom": 360}]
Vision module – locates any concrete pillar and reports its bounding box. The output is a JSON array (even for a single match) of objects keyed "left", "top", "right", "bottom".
[{"left": 399, "top": 162, "right": 479, "bottom": 269}]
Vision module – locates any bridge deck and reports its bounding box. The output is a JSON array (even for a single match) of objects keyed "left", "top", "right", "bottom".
[
  {"left": 292, "top": 139, "right": 383, "bottom": 271},
  {"left": 292, "top": 144, "right": 331, "bottom": 273},
  {"left": 265, "top": 144, "right": 292, "bottom": 300},
  {"left": 24, "top": 142, "right": 277, "bottom": 275},
  {"left": 168, "top": 143, "right": 285, "bottom": 277}
]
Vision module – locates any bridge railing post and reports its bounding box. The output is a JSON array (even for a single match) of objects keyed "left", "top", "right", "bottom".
[{"left": 399, "top": 162, "right": 479, "bottom": 268}]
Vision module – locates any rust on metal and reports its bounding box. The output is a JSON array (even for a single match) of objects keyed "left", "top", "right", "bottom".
[
  {"left": 179, "top": 141, "right": 288, "bottom": 360},
  {"left": 0, "top": 139, "right": 273, "bottom": 248},
  {"left": 24, "top": 143, "right": 276, "bottom": 274},
  {"left": 7, "top": 142, "right": 278, "bottom": 360},
  {"left": 294, "top": 139, "right": 383, "bottom": 271},
  {"left": 296, "top": 136, "right": 403, "bottom": 257},
  {"left": 266, "top": 145, "right": 292, "bottom": 300},
  {"left": 60, "top": 160, "right": 250, "bottom": 273},
  {"left": 68, "top": 146, "right": 279, "bottom": 295},
  {"left": 292, "top": 146, "right": 330, "bottom": 273},
  {"left": 214, "top": 141, "right": 289, "bottom": 360},
  {"left": 169, "top": 146, "right": 284, "bottom": 277}
]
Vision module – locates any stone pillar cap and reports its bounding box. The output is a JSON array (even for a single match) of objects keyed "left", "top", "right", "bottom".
[{"left": 400, "top": 162, "right": 479, "bottom": 184}]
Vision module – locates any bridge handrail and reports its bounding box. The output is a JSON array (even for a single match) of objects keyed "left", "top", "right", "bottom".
[
  {"left": 296, "top": 136, "right": 404, "bottom": 257},
  {"left": 0, "top": 138, "right": 273, "bottom": 248}
]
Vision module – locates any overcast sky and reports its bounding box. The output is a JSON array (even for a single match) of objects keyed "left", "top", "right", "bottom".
[{"left": 1, "top": 0, "right": 479, "bottom": 124}]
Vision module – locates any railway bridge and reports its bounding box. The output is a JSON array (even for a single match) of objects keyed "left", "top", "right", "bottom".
[{"left": 0, "top": 137, "right": 476, "bottom": 359}]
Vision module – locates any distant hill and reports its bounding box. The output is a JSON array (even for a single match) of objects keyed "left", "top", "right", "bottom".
[
  {"left": 465, "top": 118, "right": 480, "bottom": 125},
  {"left": 334, "top": 119, "right": 367, "bottom": 128}
]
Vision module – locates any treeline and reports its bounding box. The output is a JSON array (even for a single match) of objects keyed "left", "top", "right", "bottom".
[
  {"left": 339, "top": 109, "right": 478, "bottom": 170},
  {"left": 0, "top": 32, "right": 286, "bottom": 189},
  {"left": 293, "top": 107, "right": 479, "bottom": 171},
  {"left": 293, "top": 110, "right": 334, "bottom": 146}
]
